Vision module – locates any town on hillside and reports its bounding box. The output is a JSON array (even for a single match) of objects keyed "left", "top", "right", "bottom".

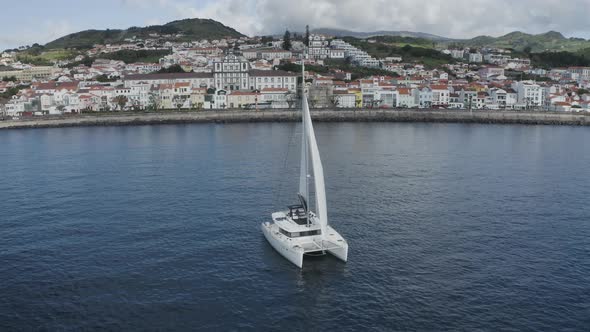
[{"left": 2, "top": 27, "right": 590, "bottom": 118}]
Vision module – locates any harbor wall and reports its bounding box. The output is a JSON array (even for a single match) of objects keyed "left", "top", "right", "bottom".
[{"left": 1, "top": 109, "right": 589, "bottom": 130}]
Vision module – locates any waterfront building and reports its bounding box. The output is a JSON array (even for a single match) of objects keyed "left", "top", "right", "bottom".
[
  {"left": 124, "top": 72, "right": 214, "bottom": 89},
  {"left": 430, "top": 85, "right": 450, "bottom": 107},
  {"left": 213, "top": 53, "right": 250, "bottom": 91},
  {"left": 512, "top": 81, "right": 543, "bottom": 108}
]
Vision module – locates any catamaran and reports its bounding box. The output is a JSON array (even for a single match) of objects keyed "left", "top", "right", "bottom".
[{"left": 261, "top": 65, "right": 348, "bottom": 268}]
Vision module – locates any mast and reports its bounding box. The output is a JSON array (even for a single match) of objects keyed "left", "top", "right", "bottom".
[{"left": 298, "top": 59, "right": 309, "bottom": 223}]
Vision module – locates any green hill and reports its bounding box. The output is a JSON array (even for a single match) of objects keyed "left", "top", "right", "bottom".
[
  {"left": 459, "top": 31, "right": 590, "bottom": 52},
  {"left": 45, "top": 18, "right": 245, "bottom": 49}
]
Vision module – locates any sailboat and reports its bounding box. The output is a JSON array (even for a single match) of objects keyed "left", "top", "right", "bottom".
[{"left": 261, "top": 63, "right": 348, "bottom": 268}]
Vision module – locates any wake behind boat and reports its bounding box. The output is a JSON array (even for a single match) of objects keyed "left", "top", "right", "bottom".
[{"left": 261, "top": 63, "right": 348, "bottom": 268}]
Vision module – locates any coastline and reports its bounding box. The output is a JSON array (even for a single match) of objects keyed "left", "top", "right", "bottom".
[{"left": 1, "top": 109, "right": 589, "bottom": 130}]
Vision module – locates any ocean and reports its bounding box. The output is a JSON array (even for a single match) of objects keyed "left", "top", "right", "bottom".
[{"left": 1, "top": 123, "right": 589, "bottom": 331}]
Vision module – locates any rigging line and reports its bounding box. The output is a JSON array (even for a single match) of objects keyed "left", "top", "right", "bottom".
[{"left": 273, "top": 121, "right": 299, "bottom": 208}]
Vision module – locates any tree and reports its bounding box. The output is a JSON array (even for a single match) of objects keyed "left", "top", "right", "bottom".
[
  {"left": 330, "top": 95, "right": 341, "bottom": 108},
  {"left": 282, "top": 30, "right": 292, "bottom": 51},
  {"left": 158, "top": 64, "right": 186, "bottom": 73},
  {"left": 147, "top": 93, "right": 161, "bottom": 112},
  {"left": 113, "top": 95, "right": 128, "bottom": 111},
  {"left": 96, "top": 74, "right": 117, "bottom": 82},
  {"left": 173, "top": 96, "right": 187, "bottom": 110},
  {"left": 344, "top": 56, "right": 353, "bottom": 66},
  {"left": 309, "top": 96, "right": 319, "bottom": 109},
  {"left": 523, "top": 46, "right": 532, "bottom": 55},
  {"left": 261, "top": 36, "right": 273, "bottom": 44},
  {"left": 2, "top": 76, "right": 17, "bottom": 82},
  {"left": 305, "top": 25, "right": 310, "bottom": 47},
  {"left": 286, "top": 93, "right": 298, "bottom": 109}
]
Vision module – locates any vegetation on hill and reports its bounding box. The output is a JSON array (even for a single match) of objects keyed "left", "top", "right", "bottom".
[
  {"left": 98, "top": 49, "right": 171, "bottom": 63},
  {"left": 456, "top": 31, "right": 590, "bottom": 53},
  {"left": 14, "top": 44, "right": 80, "bottom": 65},
  {"left": 530, "top": 51, "right": 590, "bottom": 68},
  {"left": 278, "top": 61, "right": 398, "bottom": 81},
  {"left": 45, "top": 18, "right": 245, "bottom": 49},
  {"left": 343, "top": 37, "right": 454, "bottom": 68},
  {"left": 62, "top": 49, "right": 171, "bottom": 68},
  {"left": 1, "top": 85, "right": 29, "bottom": 100},
  {"left": 312, "top": 28, "right": 450, "bottom": 41},
  {"left": 365, "top": 35, "right": 436, "bottom": 48}
]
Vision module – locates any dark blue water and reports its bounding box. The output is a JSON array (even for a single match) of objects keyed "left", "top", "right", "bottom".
[{"left": 1, "top": 123, "right": 589, "bottom": 331}]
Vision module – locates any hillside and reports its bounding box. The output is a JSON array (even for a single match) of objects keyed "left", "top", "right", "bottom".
[
  {"left": 342, "top": 37, "right": 454, "bottom": 69},
  {"left": 459, "top": 31, "right": 590, "bottom": 52},
  {"left": 45, "top": 18, "right": 245, "bottom": 49},
  {"left": 313, "top": 27, "right": 590, "bottom": 53},
  {"left": 312, "top": 28, "right": 451, "bottom": 41}
]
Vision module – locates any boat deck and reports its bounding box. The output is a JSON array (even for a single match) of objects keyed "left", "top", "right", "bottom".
[{"left": 301, "top": 240, "right": 342, "bottom": 253}]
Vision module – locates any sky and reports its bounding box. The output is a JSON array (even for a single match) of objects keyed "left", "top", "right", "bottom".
[{"left": 3, "top": 0, "right": 590, "bottom": 50}]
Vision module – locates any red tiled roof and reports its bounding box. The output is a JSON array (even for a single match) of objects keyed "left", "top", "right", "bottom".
[
  {"left": 397, "top": 88, "right": 411, "bottom": 95},
  {"left": 261, "top": 88, "right": 288, "bottom": 92},
  {"left": 230, "top": 91, "right": 259, "bottom": 96}
]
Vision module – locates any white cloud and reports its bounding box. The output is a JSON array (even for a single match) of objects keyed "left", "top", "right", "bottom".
[
  {"left": 1, "top": 20, "right": 75, "bottom": 50},
  {"left": 141, "top": 0, "right": 590, "bottom": 38},
  {"left": 3, "top": 0, "right": 590, "bottom": 50}
]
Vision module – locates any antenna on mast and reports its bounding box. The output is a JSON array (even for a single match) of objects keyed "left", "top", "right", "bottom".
[
  {"left": 302, "top": 52, "right": 306, "bottom": 88},
  {"left": 302, "top": 37, "right": 307, "bottom": 97}
]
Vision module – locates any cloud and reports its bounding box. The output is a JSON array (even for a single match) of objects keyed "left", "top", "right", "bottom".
[
  {"left": 143, "top": 0, "right": 590, "bottom": 38},
  {"left": 1, "top": 20, "right": 75, "bottom": 50},
  {"left": 3, "top": 0, "right": 590, "bottom": 50}
]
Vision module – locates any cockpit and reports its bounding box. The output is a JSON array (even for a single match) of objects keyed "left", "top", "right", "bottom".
[{"left": 288, "top": 205, "right": 308, "bottom": 225}]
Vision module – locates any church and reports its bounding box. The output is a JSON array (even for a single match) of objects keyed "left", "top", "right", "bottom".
[{"left": 213, "top": 53, "right": 298, "bottom": 92}]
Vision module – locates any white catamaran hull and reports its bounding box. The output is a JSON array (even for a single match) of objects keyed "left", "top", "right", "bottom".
[
  {"left": 262, "top": 221, "right": 348, "bottom": 268},
  {"left": 262, "top": 222, "right": 304, "bottom": 268}
]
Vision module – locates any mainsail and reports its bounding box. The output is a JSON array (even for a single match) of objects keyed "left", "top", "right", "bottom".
[{"left": 300, "top": 87, "right": 328, "bottom": 237}]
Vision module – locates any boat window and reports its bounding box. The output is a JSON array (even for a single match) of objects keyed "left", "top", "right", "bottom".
[
  {"left": 279, "top": 228, "right": 321, "bottom": 238},
  {"left": 299, "top": 230, "right": 321, "bottom": 237}
]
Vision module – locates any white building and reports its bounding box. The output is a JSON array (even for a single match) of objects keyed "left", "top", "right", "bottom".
[
  {"left": 329, "top": 49, "right": 345, "bottom": 59},
  {"left": 430, "top": 85, "right": 450, "bottom": 106},
  {"left": 249, "top": 70, "right": 298, "bottom": 92},
  {"left": 213, "top": 53, "right": 250, "bottom": 91},
  {"left": 332, "top": 91, "right": 356, "bottom": 108},
  {"left": 418, "top": 87, "right": 433, "bottom": 108},
  {"left": 468, "top": 52, "right": 483, "bottom": 63},
  {"left": 512, "top": 81, "right": 543, "bottom": 108},
  {"left": 451, "top": 49, "right": 465, "bottom": 60},
  {"left": 396, "top": 88, "right": 418, "bottom": 108},
  {"left": 569, "top": 67, "right": 590, "bottom": 80},
  {"left": 309, "top": 34, "right": 330, "bottom": 59},
  {"left": 478, "top": 67, "right": 505, "bottom": 79}
]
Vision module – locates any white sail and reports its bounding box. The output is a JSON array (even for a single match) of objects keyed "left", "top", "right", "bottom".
[
  {"left": 298, "top": 110, "right": 308, "bottom": 208},
  {"left": 301, "top": 94, "right": 328, "bottom": 237}
]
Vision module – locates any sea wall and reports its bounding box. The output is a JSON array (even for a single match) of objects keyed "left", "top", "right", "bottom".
[{"left": 1, "top": 109, "right": 589, "bottom": 130}]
